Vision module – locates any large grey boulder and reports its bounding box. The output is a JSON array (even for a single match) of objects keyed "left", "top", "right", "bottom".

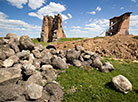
[
  {"left": 22, "top": 63, "right": 36, "bottom": 77},
  {"left": 41, "top": 51, "right": 53, "bottom": 65},
  {"left": 9, "top": 42, "right": 20, "bottom": 53},
  {"left": 25, "top": 72, "right": 44, "bottom": 86},
  {"left": 32, "top": 49, "right": 42, "bottom": 59},
  {"left": 66, "top": 49, "right": 80, "bottom": 62},
  {"left": 0, "top": 84, "right": 24, "bottom": 102},
  {"left": 0, "top": 67, "right": 21, "bottom": 84},
  {"left": 112, "top": 75, "right": 132, "bottom": 94},
  {"left": 100, "top": 61, "right": 114, "bottom": 72},
  {"left": 3, "top": 58, "right": 14, "bottom": 67},
  {"left": 51, "top": 56, "right": 68, "bottom": 69},
  {"left": 72, "top": 59, "right": 82, "bottom": 67},
  {"left": 91, "top": 57, "right": 102, "bottom": 68},
  {"left": 41, "top": 65, "right": 57, "bottom": 81},
  {"left": 0, "top": 45, "right": 15, "bottom": 60},
  {"left": 5, "top": 33, "right": 19, "bottom": 40},
  {"left": 19, "top": 35, "right": 34, "bottom": 51},
  {"left": 25, "top": 83, "right": 43, "bottom": 100},
  {"left": 16, "top": 50, "right": 30, "bottom": 60},
  {"left": 45, "top": 81, "right": 64, "bottom": 102}
]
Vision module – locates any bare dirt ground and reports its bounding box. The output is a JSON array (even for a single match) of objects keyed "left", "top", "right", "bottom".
[{"left": 55, "top": 34, "right": 138, "bottom": 60}]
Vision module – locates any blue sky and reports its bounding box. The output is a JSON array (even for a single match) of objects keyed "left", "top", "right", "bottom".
[{"left": 0, "top": 0, "right": 138, "bottom": 38}]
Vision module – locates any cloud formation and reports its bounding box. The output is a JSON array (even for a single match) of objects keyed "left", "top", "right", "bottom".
[
  {"left": 88, "top": 6, "right": 101, "bottom": 15},
  {"left": 7, "top": 0, "right": 27, "bottom": 8},
  {"left": 131, "top": 0, "right": 136, "bottom": 3},
  {"left": 28, "top": 2, "right": 72, "bottom": 21},
  {"left": 28, "top": 0, "right": 45, "bottom": 10},
  {"left": 0, "top": 11, "right": 41, "bottom": 37}
]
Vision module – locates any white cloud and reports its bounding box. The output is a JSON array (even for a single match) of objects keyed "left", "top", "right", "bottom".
[
  {"left": 130, "top": 15, "right": 138, "bottom": 34},
  {"left": 28, "top": 0, "right": 45, "bottom": 10},
  {"left": 67, "top": 13, "right": 72, "bottom": 19},
  {"left": 131, "top": 0, "right": 136, "bottom": 3},
  {"left": 88, "top": 11, "right": 96, "bottom": 15},
  {"left": 28, "top": 2, "right": 72, "bottom": 21},
  {"left": 120, "top": 7, "right": 124, "bottom": 10},
  {"left": 7, "top": 0, "right": 27, "bottom": 9},
  {"left": 0, "top": 11, "right": 41, "bottom": 38},
  {"left": 72, "top": 26, "right": 81, "bottom": 29},
  {"left": 0, "top": 12, "right": 8, "bottom": 19},
  {"left": 96, "top": 6, "right": 101, "bottom": 12}
]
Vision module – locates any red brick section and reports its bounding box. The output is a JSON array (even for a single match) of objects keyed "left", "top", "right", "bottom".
[
  {"left": 41, "top": 14, "right": 66, "bottom": 42},
  {"left": 106, "top": 12, "right": 132, "bottom": 36}
]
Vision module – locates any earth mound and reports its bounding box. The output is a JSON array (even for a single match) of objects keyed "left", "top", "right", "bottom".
[{"left": 55, "top": 34, "right": 138, "bottom": 60}]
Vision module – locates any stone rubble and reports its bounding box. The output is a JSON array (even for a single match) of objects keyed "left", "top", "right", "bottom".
[{"left": 0, "top": 33, "right": 132, "bottom": 102}]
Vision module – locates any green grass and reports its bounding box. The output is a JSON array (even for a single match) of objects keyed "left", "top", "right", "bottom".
[
  {"left": 57, "top": 38, "right": 83, "bottom": 42},
  {"left": 0, "top": 37, "right": 2, "bottom": 40},
  {"left": 133, "top": 36, "right": 138, "bottom": 40},
  {"left": 32, "top": 37, "right": 83, "bottom": 46},
  {"left": 56, "top": 59, "right": 138, "bottom": 102}
]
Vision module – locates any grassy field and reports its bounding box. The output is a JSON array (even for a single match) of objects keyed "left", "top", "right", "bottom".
[
  {"left": 32, "top": 38, "right": 83, "bottom": 46},
  {"left": 56, "top": 59, "right": 138, "bottom": 102}
]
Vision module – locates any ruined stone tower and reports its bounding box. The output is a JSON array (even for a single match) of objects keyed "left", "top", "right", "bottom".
[
  {"left": 106, "top": 12, "right": 132, "bottom": 36},
  {"left": 41, "top": 14, "right": 66, "bottom": 42}
]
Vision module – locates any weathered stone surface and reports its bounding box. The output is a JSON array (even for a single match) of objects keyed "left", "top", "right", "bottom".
[
  {"left": 41, "top": 14, "right": 66, "bottom": 42},
  {"left": 72, "top": 59, "right": 82, "bottom": 67},
  {"left": 0, "top": 67, "right": 21, "bottom": 83},
  {"left": 9, "top": 42, "right": 20, "bottom": 53},
  {"left": 112, "top": 75, "right": 132, "bottom": 94},
  {"left": 41, "top": 51, "right": 53, "bottom": 65},
  {"left": 5, "top": 33, "right": 19, "bottom": 40},
  {"left": 101, "top": 61, "right": 114, "bottom": 72},
  {"left": 0, "top": 45, "right": 15, "bottom": 60},
  {"left": 41, "top": 65, "right": 57, "bottom": 81},
  {"left": 32, "top": 49, "right": 42, "bottom": 59},
  {"left": 51, "top": 56, "right": 68, "bottom": 69},
  {"left": 45, "top": 81, "right": 64, "bottom": 102},
  {"left": 25, "top": 72, "right": 43, "bottom": 86},
  {"left": 3, "top": 58, "right": 14, "bottom": 67},
  {"left": 25, "top": 83, "right": 43, "bottom": 100},
  {"left": 19, "top": 35, "right": 34, "bottom": 50},
  {"left": 22, "top": 63, "right": 36, "bottom": 76},
  {"left": 66, "top": 49, "right": 80, "bottom": 62},
  {"left": 92, "top": 57, "right": 102, "bottom": 68},
  {"left": 75, "top": 45, "right": 85, "bottom": 52},
  {"left": 0, "top": 84, "right": 24, "bottom": 102},
  {"left": 16, "top": 50, "right": 30, "bottom": 60}
]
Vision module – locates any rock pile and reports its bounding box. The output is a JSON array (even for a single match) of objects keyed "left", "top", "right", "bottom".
[
  {"left": 55, "top": 34, "right": 138, "bottom": 60},
  {"left": 0, "top": 33, "right": 132, "bottom": 101}
]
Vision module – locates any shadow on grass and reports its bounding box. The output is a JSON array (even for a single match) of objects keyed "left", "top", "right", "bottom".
[{"left": 105, "top": 82, "right": 115, "bottom": 90}]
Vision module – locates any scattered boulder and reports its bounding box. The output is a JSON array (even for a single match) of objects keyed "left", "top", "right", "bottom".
[
  {"left": 92, "top": 57, "right": 103, "bottom": 68},
  {"left": 32, "top": 49, "right": 42, "bottom": 59},
  {"left": 22, "top": 63, "right": 36, "bottom": 77},
  {"left": 3, "top": 58, "right": 14, "bottom": 67},
  {"left": 51, "top": 56, "right": 68, "bottom": 69},
  {"left": 100, "top": 61, "right": 114, "bottom": 72},
  {"left": 25, "top": 83, "right": 43, "bottom": 100},
  {"left": 41, "top": 65, "right": 57, "bottom": 81},
  {"left": 72, "top": 59, "right": 82, "bottom": 67},
  {"left": 5, "top": 33, "right": 19, "bottom": 40},
  {"left": 111, "top": 75, "right": 132, "bottom": 94},
  {"left": 0, "top": 84, "right": 24, "bottom": 102},
  {"left": 19, "top": 35, "right": 34, "bottom": 51},
  {"left": 17, "top": 50, "right": 30, "bottom": 60},
  {"left": 0, "top": 67, "right": 21, "bottom": 84},
  {"left": 45, "top": 81, "right": 64, "bottom": 102},
  {"left": 66, "top": 49, "right": 80, "bottom": 62}
]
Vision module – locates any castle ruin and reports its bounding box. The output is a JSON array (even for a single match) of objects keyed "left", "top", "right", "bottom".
[
  {"left": 106, "top": 12, "right": 132, "bottom": 36},
  {"left": 41, "top": 14, "right": 66, "bottom": 42}
]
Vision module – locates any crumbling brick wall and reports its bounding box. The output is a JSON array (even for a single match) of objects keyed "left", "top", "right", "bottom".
[
  {"left": 106, "top": 12, "right": 132, "bottom": 36},
  {"left": 41, "top": 14, "right": 66, "bottom": 42}
]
